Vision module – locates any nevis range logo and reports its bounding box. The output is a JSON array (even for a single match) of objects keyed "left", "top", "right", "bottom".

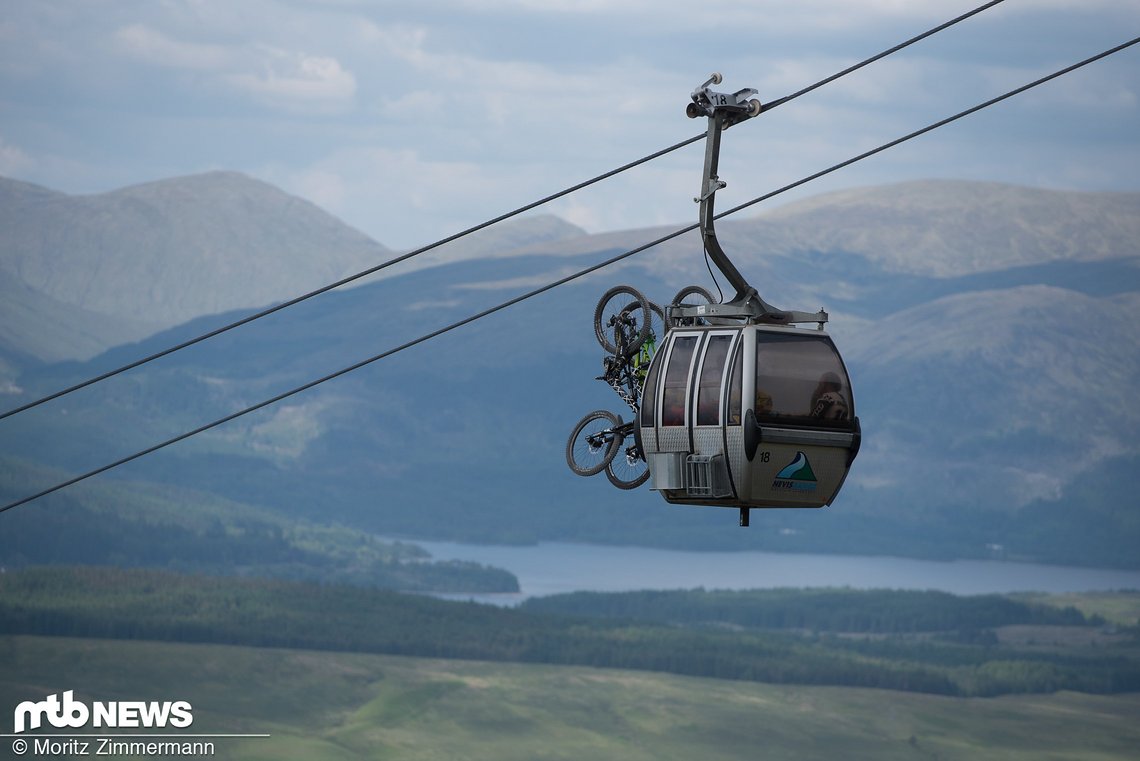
[{"left": 772, "top": 451, "right": 818, "bottom": 492}]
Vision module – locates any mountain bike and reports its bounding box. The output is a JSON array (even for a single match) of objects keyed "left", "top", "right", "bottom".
[
  {"left": 566, "top": 285, "right": 660, "bottom": 490},
  {"left": 565, "top": 410, "right": 648, "bottom": 490}
]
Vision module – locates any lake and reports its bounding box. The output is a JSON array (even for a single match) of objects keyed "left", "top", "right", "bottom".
[{"left": 416, "top": 540, "right": 1140, "bottom": 602}]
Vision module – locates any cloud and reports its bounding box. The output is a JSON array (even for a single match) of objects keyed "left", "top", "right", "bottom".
[
  {"left": 226, "top": 48, "right": 357, "bottom": 108},
  {"left": 267, "top": 139, "right": 700, "bottom": 250},
  {"left": 114, "top": 24, "right": 232, "bottom": 71},
  {"left": 274, "top": 145, "right": 499, "bottom": 223},
  {"left": 3, "top": 0, "right": 1137, "bottom": 250},
  {"left": 433, "top": 0, "right": 1134, "bottom": 36},
  {"left": 113, "top": 23, "right": 355, "bottom": 110},
  {"left": 0, "top": 134, "right": 35, "bottom": 178},
  {"left": 287, "top": 168, "right": 348, "bottom": 216},
  {"left": 0, "top": 135, "right": 34, "bottom": 175}
]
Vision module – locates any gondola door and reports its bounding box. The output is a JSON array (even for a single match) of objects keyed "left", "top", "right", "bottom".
[
  {"left": 643, "top": 328, "right": 742, "bottom": 503},
  {"left": 739, "top": 327, "right": 859, "bottom": 508}
]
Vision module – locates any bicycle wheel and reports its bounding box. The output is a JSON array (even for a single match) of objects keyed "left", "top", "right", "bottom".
[
  {"left": 670, "top": 285, "right": 716, "bottom": 327},
  {"left": 566, "top": 409, "right": 621, "bottom": 477},
  {"left": 606, "top": 437, "right": 651, "bottom": 490},
  {"left": 624, "top": 300, "right": 666, "bottom": 351},
  {"left": 594, "top": 285, "right": 651, "bottom": 356},
  {"left": 619, "top": 299, "right": 665, "bottom": 359},
  {"left": 618, "top": 300, "right": 665, "bottom": 406}
]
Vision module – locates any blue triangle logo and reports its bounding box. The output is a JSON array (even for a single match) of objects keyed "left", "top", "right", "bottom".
[{"left": 776, "top": 451, "right": 817, "bottom": 481}]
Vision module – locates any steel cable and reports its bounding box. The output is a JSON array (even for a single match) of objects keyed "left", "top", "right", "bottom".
[
  {"left": 3, "top": 34, "right": 1135, "bottom": 514},
  {"left": 0, "top": 0, "right": 1007, "bottom": 421}
]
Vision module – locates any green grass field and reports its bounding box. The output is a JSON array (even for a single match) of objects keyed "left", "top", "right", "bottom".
[
  {"left": 3, "top": 635, "right": 1139, "bottom": 761},
  {"left": 1016, "top": 591, "right": 1140, "bottom": 628}
]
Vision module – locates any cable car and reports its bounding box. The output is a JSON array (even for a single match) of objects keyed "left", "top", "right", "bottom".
[
  {"left": 567, "top": 74, "right": 861, "bottom": 526},
  {"left": 637, "top": 322, "right": 860, "bottom": 519}
]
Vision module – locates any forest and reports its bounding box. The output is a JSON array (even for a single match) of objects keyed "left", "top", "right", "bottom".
[
  {"left": 0, "top": 460, "right": 519, "bottom": 593},
  {"left": 518, "top": 588, "right": 1097, "bottom": 631},
  {"left": 2, "top": 566, "right": 1138, "bottom": 698}
]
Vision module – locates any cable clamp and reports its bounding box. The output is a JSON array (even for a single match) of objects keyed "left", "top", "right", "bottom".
[
  {"left": 687, "top": 73, "right": 761, "bottom": 123},
  {"left": 695, "top": 177, "right": 727, "bottom": 203}
]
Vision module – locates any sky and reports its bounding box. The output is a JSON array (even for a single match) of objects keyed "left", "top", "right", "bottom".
[{"left": 1, "top": 0, "right": 1138, "bottom": 249}]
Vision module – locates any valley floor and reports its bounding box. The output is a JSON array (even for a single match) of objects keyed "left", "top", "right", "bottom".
[{"left": 3, "top": 635, "right": 1139, "bottom": 761}]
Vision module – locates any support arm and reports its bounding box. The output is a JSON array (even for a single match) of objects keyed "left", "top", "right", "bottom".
[{"left": 682, "top": 75, "right": 827, "bottom": 328}]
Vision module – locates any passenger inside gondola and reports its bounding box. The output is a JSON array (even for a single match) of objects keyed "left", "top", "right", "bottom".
[
  {"left": 755, "top": 332, "right": 852, "bottom": 427},
  {"left": 810, "top": 371, "right": 849, "bottom": 420}
]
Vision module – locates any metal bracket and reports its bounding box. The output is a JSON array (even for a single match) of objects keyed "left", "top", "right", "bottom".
[
  {"left": 687, "top": 73, "right": 761, "bottom": 127},
  {"left": 694, "top": 178, "right": 727, "bottom": 203},
  {"left": 683, "top": 73, "right": 828, "bottom": 328}
]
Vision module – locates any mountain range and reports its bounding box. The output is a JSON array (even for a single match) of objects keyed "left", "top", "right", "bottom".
[
  {"left": 0, "top": 172, "right": 395, "bottom": 361},
  {"left": 1, "top": 172, "right": 1137, "bottom": 568}
]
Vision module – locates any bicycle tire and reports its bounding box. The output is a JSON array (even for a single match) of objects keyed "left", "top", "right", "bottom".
[
  {"left": 619, "top": 300, "right": 665, "bottom": 407},
  {"left": 670, "top": 285, "right": 716, "bottom": 327},
  {"left": 620, "top": 300, "right": 665, "bottom": 357},
  {"left": 566, "top": 409, "right": 621, "bottom": 477},
  {"left": 594, "top": 285, "right": 651, "bottom": 357},
  {"left": 605, "top": 437, "right": 651, "bottom": 490},
  {"left": 625, "top": 300, "right": 665, "bottom": 350}
]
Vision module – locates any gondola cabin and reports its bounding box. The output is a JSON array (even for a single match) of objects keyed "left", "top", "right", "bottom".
[
  {"left": 568, "top": 75, "right": 863, "bottom": 525},
  {"left": 638, "top": 324, "right": 860, "bottom": 512}
]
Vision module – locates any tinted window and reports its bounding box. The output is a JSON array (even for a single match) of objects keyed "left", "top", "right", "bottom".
[
  {"left": 640, "top": 351, "right": 661, "bottom": 427},
  {"left": 755, "top": 332, "right": 852, "bottom": 427},
  {"left": 696, "top": 335, "right": 732, "bottom": 426},
  {"left": 661, "top": 336, "right": 698, "bottom": 427},
  {"left": 727, "top": 341, "right": 743, "bottom": 426}
]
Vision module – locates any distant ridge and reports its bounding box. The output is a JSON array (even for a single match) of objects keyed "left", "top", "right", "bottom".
[
  {"left": 508, "top": 180, "right": 1140, "bottom": 286},
  {"left": 0, "top": 275, "right": 158, "bottom": 363},
  {"left": 2, "top": 176, "right": 1138, "bottom": 565},
  {"left": 0, "top": 175, "right": 65, "bottom": 201},
  {"left": 401, "top": 214, "right": 587, "bottom": 270},
  {"left": 0, "top": 171, "right": 402, "bottom": 361},
  {"left": 0, "top": 171, "right": 392, "bottom": 329},
  {"left": 749, "top": 180, "right": 1140, "bottom": 276},
  {"left": 0, "top": 171, "right": 589, "bottom": 363}
]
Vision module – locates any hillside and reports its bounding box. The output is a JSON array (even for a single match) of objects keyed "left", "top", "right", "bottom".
[
  {"left": 0, "top": 457, "right": 518, "bottom": 593},
  {"left": 2, "top": 570, "right": 1140, "bottom": 759},
  {"left": 1, "top": 177, "right": 1137, "bottom": 567},
  {"left": 0, "top": 171, "right": 394, "bottom": 361},
  {"left": 394, "top": 213, "right": 587, "bottom": 273},
  {"left": 2, "top": 568, "right": 1136, "bottom": 697},
  {"left": 516, "top": 180, "right": 1140, "bottom": 279},
  {"left": 751, "top": 180, "right": 1140, "bottom": 276},
  {"left": 6, "top": 635, "right": 1138, "bottom": 761},
  {"left": 0, "top": 274, "right": 159, "bottom": 363}
]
